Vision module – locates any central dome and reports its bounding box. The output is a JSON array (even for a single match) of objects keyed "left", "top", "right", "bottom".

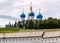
[
  {"left": 29, "top": 11, "right": 34, "bottom": 16},
  {"left": 37, "top": 12, "right": 43, "bottom": 18},
  {"left": 20, "top": 12, "right": 26, "bottom": 18}
]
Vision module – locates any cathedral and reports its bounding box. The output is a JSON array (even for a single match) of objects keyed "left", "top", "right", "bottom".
[
  {"left": 6, "top": 2, "right": 43, "bottom": 28},
  {"left": 20, "top": 2, "right": 43, "bottom": 21}
]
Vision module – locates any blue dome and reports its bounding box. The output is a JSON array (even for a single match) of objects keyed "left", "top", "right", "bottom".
[
  {"left": 20, "top": 13, "right": 26, "bottom": 18},
  {"left": 29, "top": 11, "right": 34, "bottom": 16},
  {"left": 37, "top": 12, "right": 43, "bottom": 18}
]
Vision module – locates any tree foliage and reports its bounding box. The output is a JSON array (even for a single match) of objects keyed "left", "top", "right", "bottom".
[
  {"left": 14, "top": 21, "right": 17, "bottom": 27},
  {"left": 17, "top": 21, "right": 23, "bottom": 28},
  {"left": 26, "top": 20, "right": 34, "bottom": 29},
  {"left": 15, "top": 17, "right": 60, "bottom": 29}
]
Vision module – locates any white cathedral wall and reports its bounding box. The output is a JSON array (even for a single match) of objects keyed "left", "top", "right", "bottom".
[
  {"left": 28, "top": 16, "right": 34, "bottom": 20},
  {"left": 21, "top": 18, "right": 25, "bottom": 21},
  {"left": 37, "top": 18, "right": 42, "bottom": 20}
]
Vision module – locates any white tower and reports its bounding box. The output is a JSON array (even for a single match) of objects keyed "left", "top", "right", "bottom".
[{"left": 28, "top": 2, "right": 34, "bottom": 20}]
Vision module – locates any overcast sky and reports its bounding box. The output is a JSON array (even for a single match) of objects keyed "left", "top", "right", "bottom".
[{"left": 0, "top": 0, "right": 60, "bottom": 27}]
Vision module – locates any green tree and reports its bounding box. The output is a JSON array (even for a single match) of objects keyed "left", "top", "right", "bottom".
[
  {"left": 34, "top": 21, "right": 38, "bottom": 29},
  {"left": 53, "top": 18, "right": 58, "bottom": 28},
  {"left": 25, "top": 20, "right": 29, "bottom": 29},
  {"left": 47, "top": 17, "right": 53, "bottom": 29},
  {"left": 57, "top": 19, "right": 60, "bottom": 28},
  {"left": 14, "top": 21, "right": 17, "bottom": 27},
  {"left": 37, "top": 20, "right": 44, "bottom": 29},
  {"left": 26, "top": 20, "right": 34, "bottom": 29},
  {"left": 17, "top": 21, "right": 23, "bottom": 28}
]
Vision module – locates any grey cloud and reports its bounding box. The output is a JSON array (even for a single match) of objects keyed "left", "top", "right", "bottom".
[{"left": 0, "top": 14, "right": 20, "bottom": 20}]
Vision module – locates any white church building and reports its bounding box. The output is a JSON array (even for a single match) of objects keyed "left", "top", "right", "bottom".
[{"left": 0, "top": 31, "right": 60, "bottom": 43}]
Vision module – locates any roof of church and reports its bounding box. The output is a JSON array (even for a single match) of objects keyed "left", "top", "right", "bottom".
[
  {"left": 29, "top": 11, "right": 34, "bottom": 16},
  {"left": 20, "top": 12, "right": 26, "bottom": 18},
  {"left": 37, "top": 12, "right": 43, "bottom": 18}
]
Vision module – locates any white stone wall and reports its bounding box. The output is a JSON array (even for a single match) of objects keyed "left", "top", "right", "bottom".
[
  {"left": 0, "top": 37, "right": 60, "bottom": 43},
  {"left": 42, "top": 37, "right": 60, "bottom": 43},
  {"left": 0, "top": 37, "right": 42, "bottom": 43}
]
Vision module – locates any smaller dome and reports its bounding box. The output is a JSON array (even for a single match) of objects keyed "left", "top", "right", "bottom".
[
  {"left": 20, "top": 13, "right": 26, "bottom": 18},
  {"left": 37, "top": 12, "right": 43, "bottom": 18},
  {"left": 29, "top": 11, "right": 34, "bottom": 16}
]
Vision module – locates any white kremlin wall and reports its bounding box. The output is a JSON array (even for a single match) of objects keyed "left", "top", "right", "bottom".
[{"left": 0, "top": 32, "right": 60, "bottom": 43}]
